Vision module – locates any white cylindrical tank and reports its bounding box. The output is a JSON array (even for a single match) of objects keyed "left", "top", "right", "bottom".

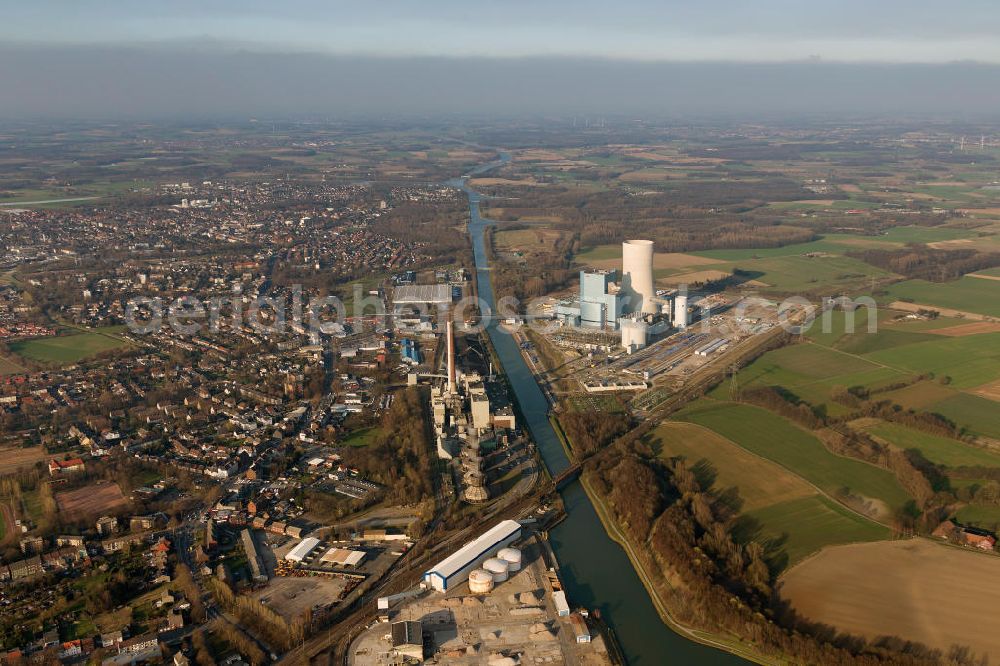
[
  {"left": 619, "top": 319, "right": 649, "bottom": 352},
  {"left": 674, "top": 293, "right": 689, "bottom": 329},
  {"left": 622, "top": 240, "right": 656, "bottom": 315},
  {"left": 497, "top": 547, "right": 522, "bottom": 572},
  {"left": 483, "top": 557, "right": 510, "bottom": 583},
  {"left": 469, "top": 568, "right": 495, "bottom": 594}
]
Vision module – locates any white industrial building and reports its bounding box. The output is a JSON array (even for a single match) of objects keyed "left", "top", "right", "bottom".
[
  {"left": 423, "top": 520, "right": 522, "bottom": 592},
  {"left": 285, "top": 537, "right": 320, "bottom": 562}
]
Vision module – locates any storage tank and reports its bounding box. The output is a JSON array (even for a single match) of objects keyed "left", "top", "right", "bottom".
[
  {"left": 483, "top": 557, "right": 510, "bottom": 583},
  {"left": 619, "top": 319, "right": 649, "bottom": 352},
  {"left": 622, "top": 240, "right": 656, "bottom": 315},
  {"left": 468, "top": 568, "right": 495, "bottom": 594},
  {"left": 497, "top": 547, "right": 522, "bottom": 572}
]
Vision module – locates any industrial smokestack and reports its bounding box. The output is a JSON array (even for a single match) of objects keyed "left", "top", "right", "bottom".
[
  {"left": 622, "top": 240, "right": 656, "bottom": 315},
  {"left": 447, "top": 320, "right": 457, "bottom": 395}
]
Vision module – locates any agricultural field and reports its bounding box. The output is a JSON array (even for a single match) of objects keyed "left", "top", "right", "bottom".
[
  {"left": 742, "top": 496, "right": 890, "bottom": 567},
  {"left": 675, "top": 401, "right": 911, "bottom": 518},
  {"left": 0, "top": 355, "right": 28, "bottom": 375},
  {"left": 56, "top": 482, "right": 130, "bottom": 521},
  {"left": 0, "top": 446, "right": 46, "bottom": 476},
  {"left": 651, "top": 421, "right": 887, "bottom": 568},
  {"left": 650, "top": 422, "right": 814, "bottom": 511},
  {"left": 885, "top": 276, "right": 1000, "bottom": 318},
  {"left": 494, "top": 227, "right": 567, "bottom": 261},
  {"left": 779, "top": 539, "right": 1000, "bottom": 661},
  {"left": 860, "top": 421, "right": 1000, "bottom": 468},
  {"left": 725, "top": 308, "right": 1000, "bottom": 441},
  {"left": 9, "top": 327, "right": 130, "bottom": 365}
]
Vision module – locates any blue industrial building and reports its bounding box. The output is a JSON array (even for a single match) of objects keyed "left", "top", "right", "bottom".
[{"left": 554, "top": 269, "right": 624, "bottom": 329}]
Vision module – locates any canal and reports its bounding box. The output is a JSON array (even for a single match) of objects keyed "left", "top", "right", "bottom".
[{"left": 451, "top": 155, "right": 746, "bottom": 665}]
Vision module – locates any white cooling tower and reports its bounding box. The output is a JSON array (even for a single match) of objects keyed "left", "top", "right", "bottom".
[
  {"left": 622, "top": 240, "right": 656, "bottom": 315},
  {"left": 674, "top": 293, "right": 689, "bottom": 329}
]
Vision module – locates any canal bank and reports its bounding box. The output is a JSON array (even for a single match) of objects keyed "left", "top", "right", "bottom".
[{"left": 454, "top": 155, "right": 748, "bottom": 665}]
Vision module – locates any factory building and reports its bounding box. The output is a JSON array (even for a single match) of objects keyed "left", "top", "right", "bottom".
[
  {"left": 423, "top": 520, "right": 522, "bottom": 592},
  {"left": 400, "top": 338, "right": 421, "bottom": 365},
  {"left": 554, "top": 269, "right": 625, "bottom": 329}
]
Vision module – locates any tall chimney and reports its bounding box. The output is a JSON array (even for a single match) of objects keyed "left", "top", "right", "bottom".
[{"left": 447, "top": 320, "right": 457, "bottom": 394}]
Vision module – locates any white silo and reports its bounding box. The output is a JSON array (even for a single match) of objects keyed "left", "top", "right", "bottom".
[
  {"left": 674, "top": 293, "right": 689, "bottom": 329},
  {"left": 469, "top": 568, "right": 495, "bottom": 594},
  {"left": 497, "top": 547, "right": 522, "bottom": 572},
  {"left": 622, "top": 240, "right": 656, "bottom": 315},
  {"left": 483, "top": 557, "right": 510, "bottom": 583},
  {"left": 619, "top": 319, "right": 649, "bottom": 352}
]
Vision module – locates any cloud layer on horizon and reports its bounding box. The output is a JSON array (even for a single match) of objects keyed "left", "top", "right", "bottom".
[{"left": 3, "top": 46, "right": 1000, "bottom": 121}]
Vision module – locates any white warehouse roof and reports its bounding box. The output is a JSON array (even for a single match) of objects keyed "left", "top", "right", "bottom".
[
  {"left": 285, "top": 537, "right": 320, "bottom": 562},
  {"left": 393, "top": 284, "right": 453, "bottom": 305},
  {"left": 424, "top": 520, "right": 521, "bottom": 590}
]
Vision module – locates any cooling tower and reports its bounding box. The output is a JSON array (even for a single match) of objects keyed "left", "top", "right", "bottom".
[{"left": 622, "top": 240, "right": 656, "bottom": 314}]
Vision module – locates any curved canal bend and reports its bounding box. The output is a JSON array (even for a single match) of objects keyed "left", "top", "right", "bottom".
[{"left": 451, "top": 155, "right": 746, "bottom": 665}]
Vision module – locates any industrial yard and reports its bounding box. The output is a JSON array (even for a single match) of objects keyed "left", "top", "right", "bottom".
[{"left": 349, "top": 532, "right": 613, "bottom": 665}]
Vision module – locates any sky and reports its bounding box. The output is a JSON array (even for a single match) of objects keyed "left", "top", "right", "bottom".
[
  {"left": 7, "top": 0, "right": 1000, "bottom": 62},
  {"left": 3, "top": 1, "right": 1000, "bottom": 120}
]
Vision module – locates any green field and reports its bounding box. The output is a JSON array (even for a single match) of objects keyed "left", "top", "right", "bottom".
[
  {"left": 885, "top": 277, "right": 1000, "bottom": 318},
  {"left": 654, "top": 419, "right": 889, "bottom": 568},
  {"left": 676, "top": 401, "right": 912, "bottom": 514},
  {"left": 743, "top": 495, "right": 891, "bottom": 566},
  {"left": 721, "top": 311, "right": 1000, "bottom": 442},
  {"left": 708, "top": 341, "right": 905, "bottom": 410},
  {"left": 650, "top": 422, "right": 815, "bottom": 511},
  {"left": 931, "top": 393, "right": 1000, "bottom": 440},
  {"left": 864, "top": 421, "right": 1000, "bottom": 468},
  {"left": 574, "top": 244, "right": 622, "bottom": 262},
  {"left": 9, "top": 327, "right": 130, "bottom": 364},
  {"left": 954, "top": 504, "right": 1000, "bottom": 531},
  {"left": 863, "top": 332, "right": 1000, "bottom": 389},
  {"left": 728, "top": 342, "right": 884, "bottom": 386},
  {"left": 341, "top": 426, "right": 382, "bottom": 447}
]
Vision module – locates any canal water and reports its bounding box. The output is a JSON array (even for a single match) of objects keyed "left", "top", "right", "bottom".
[{"left": 451, "top": 157, "right": 746, "bottom": 665}]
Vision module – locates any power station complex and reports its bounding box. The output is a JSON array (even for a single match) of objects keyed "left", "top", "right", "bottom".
[{"left": 554, "top": 239, "right": 690, "bottom": 352}]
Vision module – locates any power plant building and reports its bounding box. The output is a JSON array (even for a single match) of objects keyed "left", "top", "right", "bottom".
[
  {"left": 423, "top": 520, "right": 521, "bottom": 592},
  {"left": 554, "top": 269, "right": 624, "bottom": 329}
]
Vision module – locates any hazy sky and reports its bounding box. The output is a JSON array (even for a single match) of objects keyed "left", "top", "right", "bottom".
[
  {"left": 8, "top": 0, "right": 1000, "bottom": 62},
  {"left": 3, "top": 2, "right": 1000, "bottom": 120}
]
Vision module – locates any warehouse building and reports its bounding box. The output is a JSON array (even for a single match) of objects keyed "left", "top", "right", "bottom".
[
  {"left": 285, "top": 537, "right": 320, "bottom": 563},
  {"left": 320, "top": 547, "right": 366, "bottom": 567},
  {"left": 423, "top": 520, "right": 521, "bottom": 592}
]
